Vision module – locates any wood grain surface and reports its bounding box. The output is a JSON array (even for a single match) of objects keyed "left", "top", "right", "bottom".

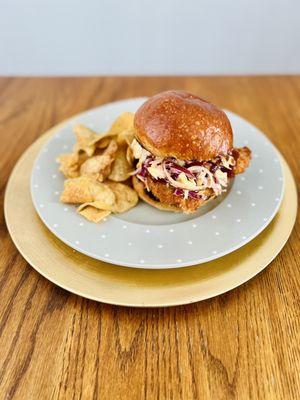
[{"left": 0, "top": 77, "right": 299, "bottom": 400}]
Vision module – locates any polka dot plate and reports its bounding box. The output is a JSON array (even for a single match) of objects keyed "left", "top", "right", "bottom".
[{"left": 30, "top": 98, "right": 284, "bottom": 269}]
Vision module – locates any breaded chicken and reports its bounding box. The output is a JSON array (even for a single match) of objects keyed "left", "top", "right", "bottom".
[
  {"left": 232, "top": 147, "right": 251, "bottom": 175},
  {"left": 146, "top": 177, "right": 214, "bottom": 213}
]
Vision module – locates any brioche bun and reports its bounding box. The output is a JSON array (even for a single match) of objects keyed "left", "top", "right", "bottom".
[{"left": 134, "top": 90, "right": 233, "bottom": 161}]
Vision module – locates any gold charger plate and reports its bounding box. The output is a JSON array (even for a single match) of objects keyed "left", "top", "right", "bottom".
[{"left": 4, "top": 128, "right": 297, "bottom": 307}]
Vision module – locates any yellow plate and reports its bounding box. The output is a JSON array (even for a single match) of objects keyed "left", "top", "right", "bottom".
[{"left": 4, "top": 129, "right": 297, "bottom": 307}]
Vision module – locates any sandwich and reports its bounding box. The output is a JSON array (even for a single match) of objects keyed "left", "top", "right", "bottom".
[{"left": 131, "top": 90, "right": 251, "bottom": 213}]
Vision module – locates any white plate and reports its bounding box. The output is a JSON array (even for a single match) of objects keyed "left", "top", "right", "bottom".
[{"left": 30, "top": 98, "right": 284, "bottom": 269}]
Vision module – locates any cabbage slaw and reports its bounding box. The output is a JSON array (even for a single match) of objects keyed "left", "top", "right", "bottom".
[{"left": 131, "top": 139, "right": 235, "bottom": 200}]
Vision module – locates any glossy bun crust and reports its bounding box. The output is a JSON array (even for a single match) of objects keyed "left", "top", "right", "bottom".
[{"left": 134, "top": 90, "right": 233, "bottom": 160}]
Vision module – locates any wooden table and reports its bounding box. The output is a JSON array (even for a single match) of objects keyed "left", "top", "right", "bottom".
[{"left": 0, "top": 77, "right": 299, "bottom": 399}]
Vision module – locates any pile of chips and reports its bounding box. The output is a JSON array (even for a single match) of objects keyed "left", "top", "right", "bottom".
[{"left": 57, "top": 112, "right": 138, "bottom": 222}]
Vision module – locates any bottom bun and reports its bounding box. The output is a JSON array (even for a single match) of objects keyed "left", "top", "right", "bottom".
[{"left": 132, "top": 176, "right": 181, "bottom": 212}]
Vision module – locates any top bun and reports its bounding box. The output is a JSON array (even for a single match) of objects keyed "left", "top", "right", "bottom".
[{"left": 134, "top": 90, "right": 233, "bottom": 161}]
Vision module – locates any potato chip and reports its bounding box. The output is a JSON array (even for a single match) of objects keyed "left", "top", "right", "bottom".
[
  {"left": 79, "top": 154, "right": 112, "bottom": 181},
  {"left": 77, "top": 200, "right": 109, "bottom": 212},
  {"left": 57, "top": 151, "right": 89, "bottom": 178},
  {"left": 108, "top": 145, "right": 134, "bottom": 182},
  {"left": 80, "top": 140, "right": 118, "bottom": 181},
  {"left": 107, "top": 182, "right": 138, "bottom": 213},
  {"left": 77, "top": 204, "right": 111, "bottom": 223},
  {"left": 107, "top": 112, "right": 134, "bottom": 137},
  {"left": 117, "top": 127, "right": 135, "bottom": 146},
  {"left": 58, "top": 113, "right": 141, "bottom": 223},
  {"left": 57, "top": 153, "right": 80, "bottom": 178},
  {"left": 73, "top": 124, "right": 103, "bottom": 157},
  {"left": 77, "top": 152, "right": 89, "bottom": 166},
  {"left": 60, "top": 176, "right": 115, "bottom": 205},
  {"left": 126, "top": 146, "right": 134, "bottom": 166},
  {"left": 96, "top": 136, "right": 112, "bottom": 149},
  {"left": 103, "top": 139, "right": 118, "bottom": 157}
]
